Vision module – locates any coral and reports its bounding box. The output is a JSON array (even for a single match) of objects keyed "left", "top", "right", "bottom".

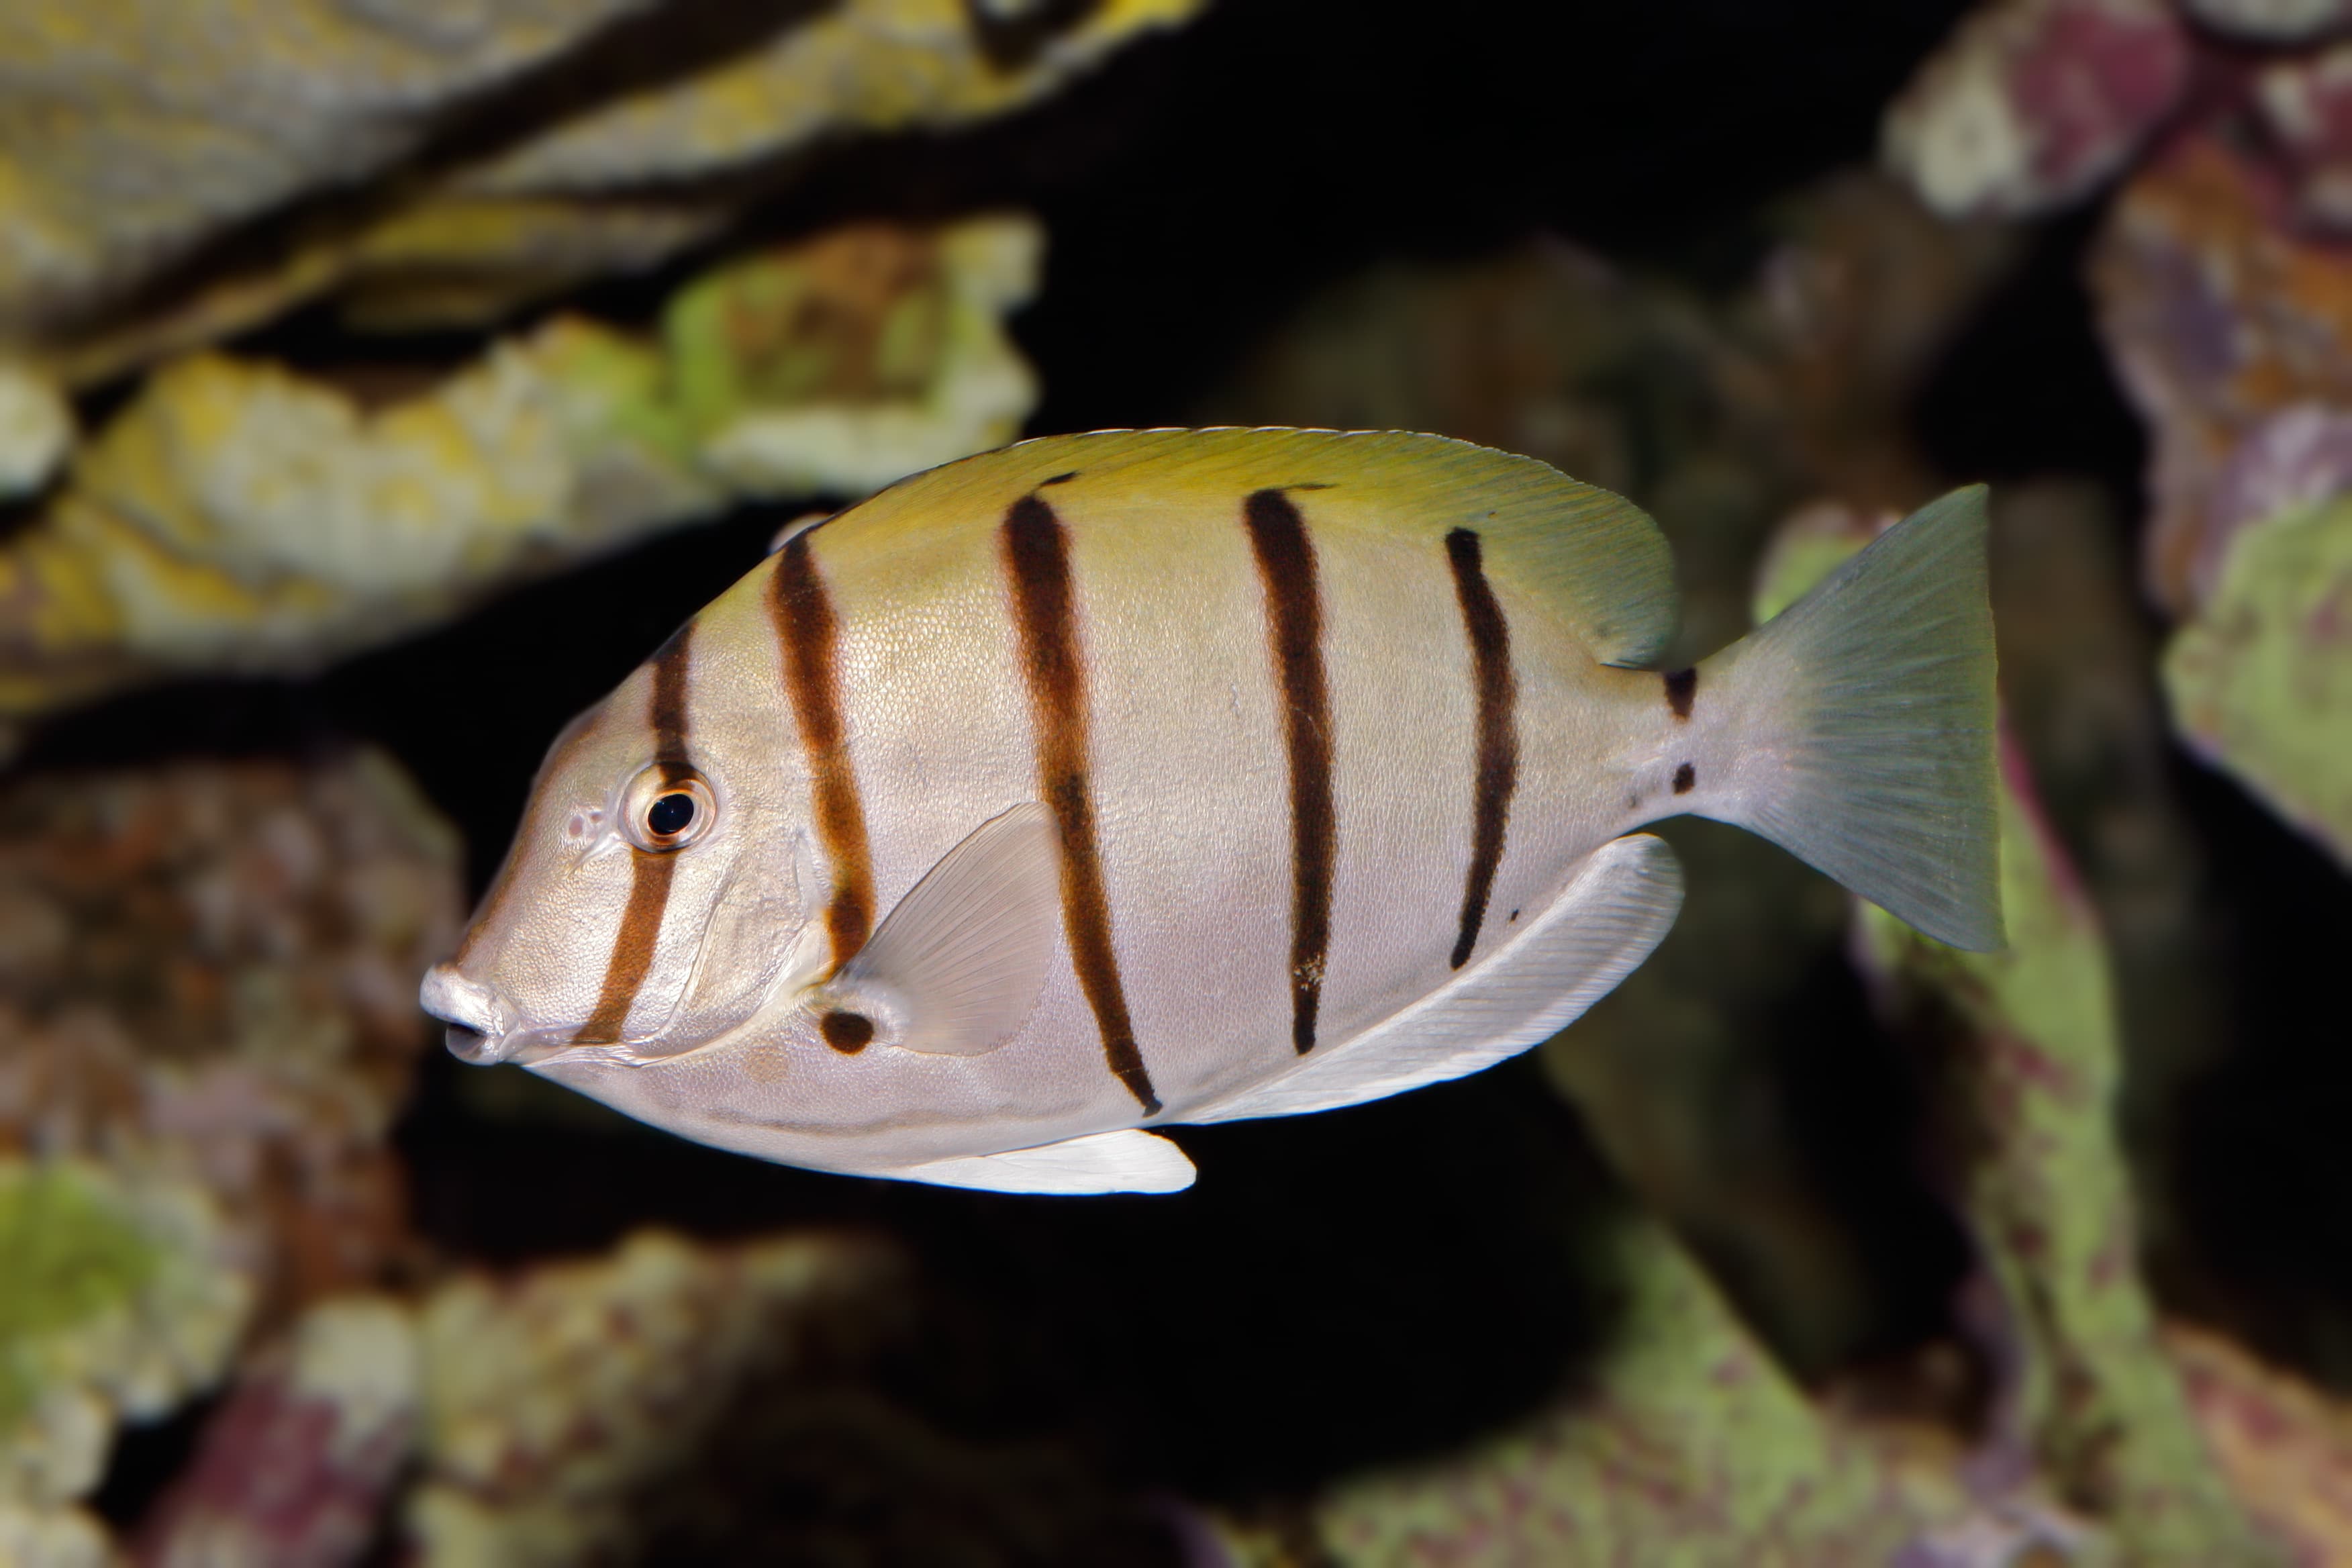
[
  {"left": 442, "top": 0, "right": 1201, "bottom": 200},
  {"left": 2200, "top": 406, "right": 2352, "bottom": 607},
  {"left": 74, "top": 1226, "right": 914, "bottom": 1565},
  {"left": 2085, "top": 129, "right": 2352, "bottom": 838},
  {"left": 1882, "top": 0, "right": 2352, "bottom": 230},
  {"left": 0, "top": 0, "right": 1179, "bottom": 730},
  {"left": 0, "top": 0, "right": 1199, "bottom": 387},
  {"left": 131, "top": 1295, "right": 419, "bottom": 1568},
  {"left": 2251, "top": 42, "right": 2352, "bottom": 228},
  {"left": 1881, "top": 0, "right": 2190, "bottom": 221},
  {"left": 0, "top": 1501, "right": 111, "bottom": 1568},
  {"left": 0, "top": 1159, "right": 252, "bottom": 1555},
  {"left": 0, "top": 750, "right": 462, "bottom": 1321},
  {"left": 1885, "top": 0, "right": 2352, "bottom": 891},
  {"left": 0, "top": 0, "right": 652, "bottom": 341},
  {"left": 2164, "top": 490, "right": 2352, "bottom": 866},
  {"left": 1758, "top": 516, "right": 2273, "bottom": 1563},
  {"left": 0, "top": 364, "right": 70, "bottom": 501},
  {"left": 2182, "top": 0, "right": 2352, "bottom": 38},
  {"left": 2166, "top": 1322, "right": 2352, "bottom": 1561},
  {"left": 0, "top": 217, "right": 1038, "bottom": 724},
  {"left": 2089, "top": 134, "right": 2352, "bottom": 614},
  {"left": 1218, "top": 1210, "right": 2092, "bottom": 1565},
  {"left": 1972, "top": 482, "right": 2222, "bottom": 1207},
  {"left": 406, "top": 1229, "right": 904, "bottom": 1567},
  {"left": 1894, "top": 1, "right": 2352, "bottom": 606}
]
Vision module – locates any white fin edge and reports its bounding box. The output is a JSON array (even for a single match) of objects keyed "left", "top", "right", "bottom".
[
  {"left": 887, "top": 1129, "right": 1197, "bottom": 1194},
  {"left": 816, "top": 801, "right": 1060, "bottom": 1056},
  {"left": 1187, "top": 833, "right": 1685, "bottom": 1123}
]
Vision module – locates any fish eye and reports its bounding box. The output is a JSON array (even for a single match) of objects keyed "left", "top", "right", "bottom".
[
  {"left": 621, "top": 765, "right": 716, "bottom": 852},
  {"left": 648, "top": 793, "right": 695, "bottom": 837}
]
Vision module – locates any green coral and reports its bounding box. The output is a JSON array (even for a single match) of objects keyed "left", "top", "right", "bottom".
[
  {"left": 0, "top": 1167, "right": 159, "bottom": 1430},
  {"left": 0, "top": 215, "right": 1040, "bottom": 722},
  {"left": 2165, "top": 493, "right": 2352, "bottom": 869},
  {"left": 0, "top": 1159, "right": 252, "bottom": 1514},
  {"left": 1762, "top": 513, "right": 2273, "bottom": 1564},
  {"left": 1301, "top": 1215, "right": 1949, "bottom": 1565}
]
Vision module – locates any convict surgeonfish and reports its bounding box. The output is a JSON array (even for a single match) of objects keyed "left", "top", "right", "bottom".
[{"left": 420, "top": 428, "right": 2000, "bottom": 1194}]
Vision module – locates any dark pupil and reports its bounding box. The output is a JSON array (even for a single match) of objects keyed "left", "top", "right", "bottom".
[{"left": 646, "top": 792, "right": 697, "bottom": 838}]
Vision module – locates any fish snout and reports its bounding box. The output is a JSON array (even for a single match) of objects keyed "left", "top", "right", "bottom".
[{"left": 420, "top": 963, "right": 516, "bottom": 1065}]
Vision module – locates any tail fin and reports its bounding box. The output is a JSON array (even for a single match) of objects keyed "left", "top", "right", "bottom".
[{"left": 1700, "top": 486, "right": 2003, "bottom": 950}]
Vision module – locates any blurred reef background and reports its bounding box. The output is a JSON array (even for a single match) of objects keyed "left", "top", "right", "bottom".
[{"left": 3, "top": 0, "right": 2352, "bottom": 1563}]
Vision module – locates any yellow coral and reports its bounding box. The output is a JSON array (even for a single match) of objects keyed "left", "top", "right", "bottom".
[
  {"left": 0, "top": 216, "right": 1039, "bottom": 722},
  {"left": 0, "top": 0, "right": 1199, "bottom": 386}
]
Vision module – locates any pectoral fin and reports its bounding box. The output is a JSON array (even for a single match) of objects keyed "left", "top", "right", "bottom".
[
  {"left": 889, "top": 1129, "right": 1196, "bottom": 1194},
  {"left": 814, "top": 801, "right": 1060, "bottom": 1057}
]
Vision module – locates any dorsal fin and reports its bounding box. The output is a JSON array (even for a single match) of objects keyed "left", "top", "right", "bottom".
[{"left": 833, "top": 428, "right": 1679, "bottom": 668}]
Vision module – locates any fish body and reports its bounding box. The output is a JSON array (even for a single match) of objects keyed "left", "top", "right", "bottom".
[{"left": 422, "top": 429, "right": 2000, "bottom": 1193}]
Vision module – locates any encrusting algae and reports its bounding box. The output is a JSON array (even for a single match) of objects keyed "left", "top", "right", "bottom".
[
  {"left": 0, "top": 218, "right": 1040, "bottom": 728},
  {"left": 0, "top": 0, "right": 1198, "bottom": 386},
  {"left": 1763, "top": 510, "right": 2272, "bottom": 1565},
  {"left": 0, "top": 1161, "right": 252, "bottom": 1568},
  {"left": 0, "top": 0, "right": 1199, "bottom": 740},
  {"left": 2165, "top": 486, "right": 2352, "bottom": 871}
]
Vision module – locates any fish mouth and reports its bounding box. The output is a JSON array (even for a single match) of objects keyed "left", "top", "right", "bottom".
[
  {"left": 420, "top": 963, "right": 527, "bottom": 1065},
  {"left": 443, "top": 1022, "right": 495, "bottom": 1063}
]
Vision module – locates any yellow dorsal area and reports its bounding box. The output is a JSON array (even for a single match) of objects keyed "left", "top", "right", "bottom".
[{"left": 827, "top": 428, "right": 1681, "bottom": 669}]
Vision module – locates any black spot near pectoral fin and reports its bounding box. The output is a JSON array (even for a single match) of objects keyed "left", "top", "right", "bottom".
[
  {"left": 820, "top": 1010, "right": 875, "bottom": 1053},
  {"left": 1673, "top": 762, "right": 1696, "bottom": 794}
]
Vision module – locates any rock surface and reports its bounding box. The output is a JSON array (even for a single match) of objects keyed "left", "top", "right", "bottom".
[
  {"left": 0, "top": 217, "right": 1038, "bottom": 725},
  {"left": 0, "top": 750, "right": 462, "bottom": 1321}
]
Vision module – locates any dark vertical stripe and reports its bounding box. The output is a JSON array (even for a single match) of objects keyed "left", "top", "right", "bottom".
[
  {"left": 769, "top": 534, "right": 875, "bottom": 974},
  {"left": 1446, "top": 529, "right": 1518, "bottom": 971},
  {"left": 1664, "top": 667, "right": 1698, "bottom": 719},
  {"left": 580, "top": 624, "right": 694, "bottom": 1042},
  {"left": 1002, "top": 495, "right": 1161, "bottom": 1115},
  {"left": 1243, "top": 489, "right": 1335, "bottom": 1055}
]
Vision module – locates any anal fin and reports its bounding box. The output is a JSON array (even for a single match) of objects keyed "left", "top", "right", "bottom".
[
  {"left": 1189, "top": 833, "right": 1683, "bottom": 1122},
  {"left": 888, "top": 1129, "right": 1196, "bottom": 1195}
]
